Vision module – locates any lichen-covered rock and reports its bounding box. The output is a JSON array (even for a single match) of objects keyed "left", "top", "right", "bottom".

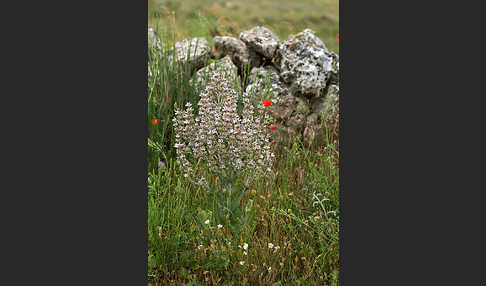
[
  {"left": 213, "top": 36, "right": 262, "bottom": 72},
  {"left": 287, "top": 96, "right": 310, "bottom": 130},
  {"left": 241, "top": 65, "right": 313, "bottom": 147},
  {"left": 310, "top": 84, "right": 339, "bottom": 120},
  {"left": 327, "top": 52, "right": 339, "bottom": 85},
  {"left": 271, "top": 94, "right": 311, "bottom": 147},
  {"left": 271, "top": 94, "right": 297, "bottom": 122},
  {"left": 245, "top": 66, "right": 290, "bottom": 101},
  {"left": 191, "top": 56, "right": 241, "bottom": 92},
  {"left": 240, "top": 26, "right": 280, "bottom": 59},
  {"left": 169, "top": 38, "right": 210, "bottom": 75},
  {"left": 277, "top": 29, "right": 337, "bottom": 97}
]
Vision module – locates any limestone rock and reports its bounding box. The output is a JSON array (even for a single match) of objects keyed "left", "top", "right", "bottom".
[
  {"left": 169, "top": 38, "right": 210, "bottom": 75},
  {"left": 242, "top": 64, "right": 315, "bottom": 147},
  {"left": 240, "top": 26, "right": 280, "bottom": 59},
  {"left": 213, "top": 36, "right": 262, "bottom": 72},
  {"left": 287, "top": 96, "right": 310, "bottom": 131},
  {"left": 310, "top": 84, "right": 339, "bottom": 120},
  {"left": 327, "top": 52, "right": 339, "bottom": 85},
  {"left": 271, "top": 94, "right": 311, "bottom": 147},
  {"left": 277, "top": 29, "right": 337, "bottom": 97},
  {"left": 245, "top": 66, "right": 290, "bottom": 101},
  {"left": 191, "top": 56, "right": 241, "bottom": 92}
]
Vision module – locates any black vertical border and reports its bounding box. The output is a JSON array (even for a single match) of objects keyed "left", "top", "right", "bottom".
[
  {"left": 336, "top": 1, "right": 476, "bottom": 285},
  {"left": 9, "top": 0, "right": 150, "bottom": 284},
  {"left": 338, "top": 0, "right": 343, "bottom": 283}
]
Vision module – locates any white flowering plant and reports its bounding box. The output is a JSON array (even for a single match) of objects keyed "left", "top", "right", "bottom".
[
  {"left": 172, "top": 70, "right": 276, "bottom": 186},
  {"left": 172, "top": 70, "right": 277, "bottom": 225}
]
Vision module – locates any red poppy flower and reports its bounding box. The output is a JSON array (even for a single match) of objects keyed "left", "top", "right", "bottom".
[
  {"left": 212, "top": 47, "right": 216, "bottom": 52},
  {"left": 337, "top": 33, "right": 339, "bottom": 39},
  {"left": 152, "top": 119, "right": 158, "bottom": 126},
  {"left": 267, "top": 125, "right": 277, "bottom": 130},
  {"left": 262, "top": 99, "right": 272, "bottom": 107}
]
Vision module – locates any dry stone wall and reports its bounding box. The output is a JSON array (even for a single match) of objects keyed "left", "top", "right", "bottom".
[{"left": 148, "top": 26, "right": 339, "bottom": 148}]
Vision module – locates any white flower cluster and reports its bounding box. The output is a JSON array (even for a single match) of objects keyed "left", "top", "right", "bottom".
[{"left": 172, "top": 71, "right": 275, "bottom": 182}]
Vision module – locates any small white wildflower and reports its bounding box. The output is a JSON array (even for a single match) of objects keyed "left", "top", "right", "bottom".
[
  {"left": 268, "top": 243, "right": 274, "bottom": 249},
  {"left": 268, "top": 267, "right": 272, "bottom": 272},
  {"left": 243, "top": 243, "right": 248, "bottom": 250},
  {"left": 243, "top": 251, "right": 247, "bottom": 255},
  {"left": 204, "top": 219, "right": 210, "bottom": 225},
  {"left": 217, "top": 224, "right": 223, "bottom": 229},
  {"left": 197, "top": 177, "right": 207, "bottom": 186},
  {"left": 197, "top": 244, "right": 203, "bottom": 250},
  {"left": 239, "top": 261, "right": 245, "bottom": 266}
]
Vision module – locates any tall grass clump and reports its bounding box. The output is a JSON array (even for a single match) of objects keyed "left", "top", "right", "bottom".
[
  {"left": 148, "top": 19, "right": 339, "bottom": 285},
  {"left": 148, "top": 25, "right": 211, "bottom": 170}
]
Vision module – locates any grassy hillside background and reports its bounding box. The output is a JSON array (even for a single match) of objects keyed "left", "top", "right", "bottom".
[{"left": 148, "top": 0, "right": 339, "bottom": 53}]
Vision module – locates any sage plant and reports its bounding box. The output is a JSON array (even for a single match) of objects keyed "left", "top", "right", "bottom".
[{"left": 172, "top": 71, "right": 275, "bottom": 185}]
